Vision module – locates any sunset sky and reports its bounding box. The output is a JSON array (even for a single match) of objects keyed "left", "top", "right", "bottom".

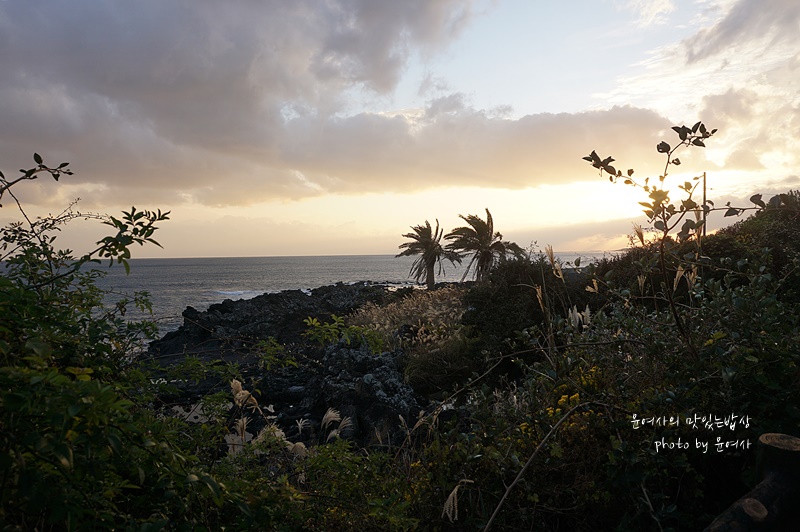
[{"left": 1, "top": 0, "right": 798, "bottom": 258}]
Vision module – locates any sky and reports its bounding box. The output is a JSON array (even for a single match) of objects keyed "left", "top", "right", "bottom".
[{"left": 1, "top": 0, "right": 798, "bottom": 258}]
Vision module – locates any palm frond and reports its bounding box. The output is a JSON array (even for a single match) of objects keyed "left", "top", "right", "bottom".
[
  {"left": 396, "top": 219, "right": 460, "bottom": 288},
  {"left": 444, "top": 208, "right": 522, "bottom": 282}
]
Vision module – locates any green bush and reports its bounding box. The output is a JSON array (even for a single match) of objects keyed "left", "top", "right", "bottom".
[{"left": 0, "top": 155, "right": 239, "bottom": 529}]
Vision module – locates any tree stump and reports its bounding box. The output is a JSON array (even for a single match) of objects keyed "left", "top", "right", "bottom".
[{"left": 705, "top": 433, "right": 800, "bottom": 531}]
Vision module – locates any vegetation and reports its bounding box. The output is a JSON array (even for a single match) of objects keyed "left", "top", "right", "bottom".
[
  {"left": 396, "top": 219, "right": 461, "bottom": 290},
  {"left": 3, "top": 121, "right": 799, "bottom": 531},
  {"left": 444, "top": 208, "right": 525, "bottom": 282}
]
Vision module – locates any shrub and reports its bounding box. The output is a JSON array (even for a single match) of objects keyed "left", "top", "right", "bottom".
[
  {"left": 0, "top": 155, "right": 239, "bottom": 529},
  {"left": 349, "top": 287, "right": 473, "bottom": 393}
]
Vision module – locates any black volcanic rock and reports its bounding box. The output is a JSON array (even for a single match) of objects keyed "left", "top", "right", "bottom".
[
  {"left": 146, "top": 281, "right": 426, "bottom": 446},
  {"left": 148, "top": 281, "right": 389, "bottom": 364}
]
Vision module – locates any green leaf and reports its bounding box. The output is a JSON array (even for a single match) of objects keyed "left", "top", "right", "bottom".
[
  {"left": 107, "top": 433, "right": 123, "bottom": 454},
  {"left": 25, "top": 337, "right": 52, "bottom": 357},
  {"left": 200, "top": 473, "right": 224, "bottom": 505},
  {"left": 550, "top": 443, "right": 563, "bottom": 458}
]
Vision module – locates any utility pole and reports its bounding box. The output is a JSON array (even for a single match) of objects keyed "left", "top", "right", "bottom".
[{"left": 702, "top": 172, "right": 707, "bottom": 238}]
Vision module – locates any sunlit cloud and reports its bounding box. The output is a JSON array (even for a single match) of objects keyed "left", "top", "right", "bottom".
[
  {"left": 621, "top": 0, "right": 676, "bottom": 26},
  {"left": 0, "top": 0, "right": 797, "bottom": 256}
]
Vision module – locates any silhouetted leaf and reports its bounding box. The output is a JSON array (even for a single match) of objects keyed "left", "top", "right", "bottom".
[
  {"left": 692, "top": 121, "right": 701, "bottom": 133},
  {"left": 749, "top": 194, "right": 766, "bottom": 208},
  {"left": 672, "top": 158, "right": 681, "bottom": 165},
  {"left": 657, "top": 141, "right": 670, "bottom": 153},
  {"left": 692, "top": 139, "right": 705, "bottom": 147},
  {"left": 724, "top": 207, "right": 741, "bottom": 217},
  {"left": 682, "top": 199, "right": 697, "bottom": 210},
  {"left": 33, "top": 153, "right": 42, "bottom": 164},
  {"left": 627, "top": 169, "right": 634, "bottom": 176}
]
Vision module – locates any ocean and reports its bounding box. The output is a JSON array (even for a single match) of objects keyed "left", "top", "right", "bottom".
[{"left": 92, "top": 252, "right": 610, "bottom": 334}]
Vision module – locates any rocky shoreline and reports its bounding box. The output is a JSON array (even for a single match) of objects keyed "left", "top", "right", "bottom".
[{"left": 147, "top": 281, "right": 428, "bottom": 446}]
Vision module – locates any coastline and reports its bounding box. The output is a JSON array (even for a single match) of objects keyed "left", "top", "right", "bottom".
[{"left": 98, "top": 252, "right": 610, "bottom": 330}]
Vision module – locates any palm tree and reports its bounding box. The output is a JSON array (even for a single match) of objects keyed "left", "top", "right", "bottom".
[
  {"left": 444, "top": 208, "right": 525, "bottom": 282},
  {"left": 396, "top": 219, "right": 461, "bottom": 290}
]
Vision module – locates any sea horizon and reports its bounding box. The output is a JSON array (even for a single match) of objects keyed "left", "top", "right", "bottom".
[
  {"left": 128, "top": 249, "right": 620, "bottom": 261},
  {"left": 92, "top": 251, "right": 619, "bottom": 334}
]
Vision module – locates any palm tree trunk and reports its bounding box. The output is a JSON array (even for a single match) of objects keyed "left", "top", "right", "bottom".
[{"left": 426, "top": 262, "right": 435, "bottom": 290}]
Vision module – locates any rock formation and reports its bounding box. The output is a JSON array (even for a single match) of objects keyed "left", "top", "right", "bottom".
[{"left": 147, "top": 282, "right": 425, "bottom": 446}]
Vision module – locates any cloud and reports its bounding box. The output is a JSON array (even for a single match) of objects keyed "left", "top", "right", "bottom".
[
  {"left": 597, "top": 0, "right": 800, "bottom": 185},
  {"left": 0, "top": 0, "right": 475, "bottom": 207},
  {"left": 683, "top": 0, "right": 800, "bottom": 63},
  {"left": 0, "top": 0, "right": 795, "bottom": 215},
  {"left": 280, "top": 101, "right": 678, "bottom": 193},
  {"left": 621, "top": 0, "right": 675, "bottom": 26}
]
